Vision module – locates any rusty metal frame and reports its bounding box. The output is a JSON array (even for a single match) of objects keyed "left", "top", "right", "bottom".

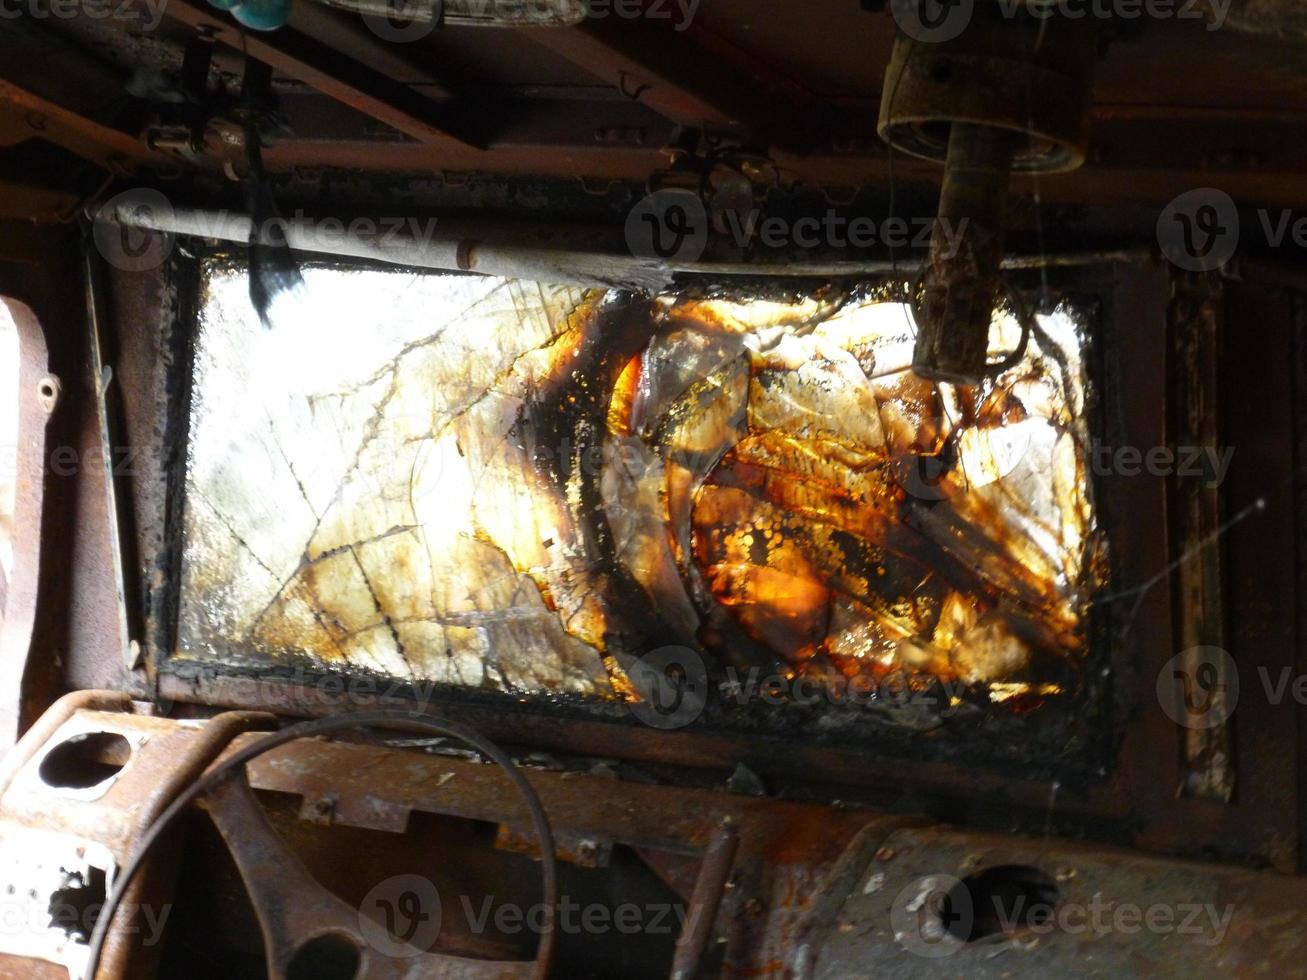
[
  {"left": 799, "top": 823, "right": 1307, "bottom": 977},
  {"left": 1297, "top": 283, "right": 1307, "bottom": 877},
  {"left": 24, "top": 209, "right": 1294, "bottom": 871},
  {"left": 10, "top": 700, "right": 1307, "bottom": 978},
  {"left": 0, "top": 78, "right": 161, "bottom": 171},
  {"left": 0, "top": 691, "right": 273, "bottom": 978},
  {"left": 83, "top": 237, "right": 145, "bottom": 673},
  {"left": 83, "top": 709, "right": 563, "bottom": 980},
  {"left": 0, "top": 296, "right": 54, "bottom": 745},
  {"left": 1, "top": 698, "right": 916, "bottom": 979},
  {"left": 1166, "top": 272, "right": 1233, "bottom": 802}
]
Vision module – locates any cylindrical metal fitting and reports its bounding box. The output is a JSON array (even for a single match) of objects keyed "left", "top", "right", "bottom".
[
  {"left": 878, "top": 5, "right": 1099, "bottom": 174},
  {"left": 880, "top": 3, "right": 1100, "bottom": 384},
  {"left": 912, "top": 122, "right": 1019, "bottom": 385}
]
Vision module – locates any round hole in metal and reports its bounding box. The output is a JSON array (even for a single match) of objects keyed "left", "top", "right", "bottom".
[
  {"left": 38, "top": 732, "right": 131, "bottom": 790},
  {"left": 943, "top": 865, "right": 1060, "bottom": 943},
  {"left": 286, "top": 931, "right": 363, "bottom": 980}
]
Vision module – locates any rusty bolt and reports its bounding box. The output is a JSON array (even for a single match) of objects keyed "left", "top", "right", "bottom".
[{"left": 304, "top": 795, "right": 337, "bottom": 825}]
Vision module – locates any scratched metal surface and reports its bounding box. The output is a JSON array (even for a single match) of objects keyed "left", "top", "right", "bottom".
[{"left": 805, "top": 824, "right": 1307, "bottom": 978}]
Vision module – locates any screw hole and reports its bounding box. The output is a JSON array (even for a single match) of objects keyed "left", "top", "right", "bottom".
[
  {"left": 287, "top": 932, "right": 362, "bottom": 980},
  {"left": 36, "top": 375, "right": 60, "bottom": 411}
]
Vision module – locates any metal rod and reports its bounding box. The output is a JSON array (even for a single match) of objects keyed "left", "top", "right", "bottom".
[
  {"left": 82, "top": 236, "right": 143, "bottom": 671},
  {"left": 913, "top": 123, "right": 1020, "bottom": 386},
  {"left": 672, "top": 821, "right": 739, "bottom": 980},
  {"left": 104, "top": 197, "right": 1148, "bottom": 292}
]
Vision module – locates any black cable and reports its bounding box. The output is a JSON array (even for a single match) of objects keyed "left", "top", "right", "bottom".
[{"left": 83, "top": 710, "right": 558, "bottom": 980}]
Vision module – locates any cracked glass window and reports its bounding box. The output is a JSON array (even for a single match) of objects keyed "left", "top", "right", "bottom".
[{"left": 177, "top": 264, "right": 1102, "bottom": 722}]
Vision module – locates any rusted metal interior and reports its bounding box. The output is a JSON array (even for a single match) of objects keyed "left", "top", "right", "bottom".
[{"left": 0, "top": 0, "right": 1306, "bottom": 977}]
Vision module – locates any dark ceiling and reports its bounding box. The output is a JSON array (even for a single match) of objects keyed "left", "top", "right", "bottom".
[{"left": 4, "top": 0, "right": 1307, "bottom": 218}]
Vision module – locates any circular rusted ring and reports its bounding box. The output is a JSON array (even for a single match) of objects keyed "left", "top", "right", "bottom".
[
  {"left": 879, "top": 31, "right": 1096, "bottom": 173},
  {"left": 84, "top": 710, "right": 559, "bottom": 980}
]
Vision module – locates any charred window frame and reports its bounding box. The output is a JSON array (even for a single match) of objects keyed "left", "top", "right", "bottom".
[{"left": 145, "top": 250, "right": 202, "bottom": 692}]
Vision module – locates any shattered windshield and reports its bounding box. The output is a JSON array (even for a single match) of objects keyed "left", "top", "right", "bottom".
[{"left": 176, "top": 264, "right": 1102, "bottom": 725}]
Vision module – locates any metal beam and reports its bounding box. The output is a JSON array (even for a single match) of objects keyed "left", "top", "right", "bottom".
[
  {"left": 523, "top": 22, "right": 737, "bottom": 128},
  {"left": 0, "top": 79, "right": 158, "bottom": 167},
  {"left": 0, "top": 18, "right": 163, "bottom": 170},
  {"left": 519, "top": 8, "right": 819, "bottom": 147}
]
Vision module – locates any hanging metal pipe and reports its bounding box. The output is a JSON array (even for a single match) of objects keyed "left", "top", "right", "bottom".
[
  {"left": 912, "top": 122, "right": 1020, "bottom": 386},
  {"left": 99, "top": 195, "right": 1141, "bottom": 291}
]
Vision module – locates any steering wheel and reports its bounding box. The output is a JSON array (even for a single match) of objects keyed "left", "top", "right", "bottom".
[{"left": 84, "top": 711, "right": 558, "bottom": 980}]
